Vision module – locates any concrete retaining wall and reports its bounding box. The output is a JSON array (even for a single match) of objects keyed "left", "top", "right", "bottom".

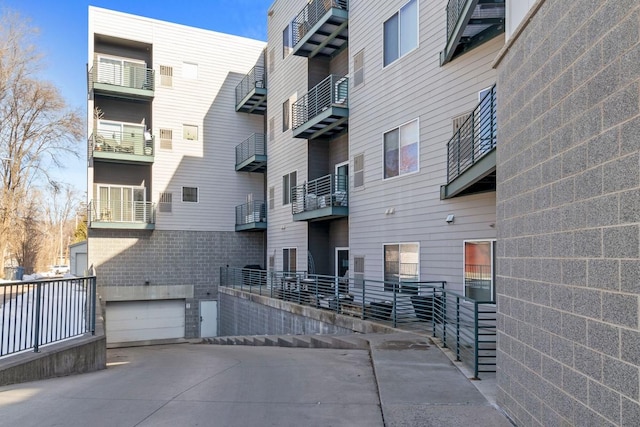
[
  {"left": 219, "top": 287, "right": 397, "bottom": 336},
  {"left": 0, "top": 309, "right": 107, "bottom": 386}
]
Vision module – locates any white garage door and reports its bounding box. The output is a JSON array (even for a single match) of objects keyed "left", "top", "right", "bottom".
[{"left": 106, "top": 300, "right": 185, "bottom": 344}]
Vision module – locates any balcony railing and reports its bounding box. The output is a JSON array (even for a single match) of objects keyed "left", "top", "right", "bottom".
[
  {"left": 89, "top": 199, "right": 156, "bottom": 229},
  {"left": 89, "top": 131, "right": 154, "bottom": 163},
  {"left": 446, "top": 84, "right": 496, "bottom": 183},
  {"left": 235, "top": 133, "right": 266, "bottom": 172},
  {"left": 221, "top": 268, "right": 496, "bottom": 379},
  {"left": 291, "top": 174, "right": 348, "bottom": 221},
  {"left": 235, "top": 64, "right": 267, "bottom": 114},
  {"left": 292, "top": 0, "right": 349, "bottom": 58},
  {"left": 292, "top": 75, "right": 348, "bottom": 139},
  {"left": 88, "top": 60, "right": 155, "bottom": 97},
  {"left": 441, "top": 0, "right": 505, "bottom": 65},
  {"left": 235, "top": 201, "right": 267, "bottom": 231}
]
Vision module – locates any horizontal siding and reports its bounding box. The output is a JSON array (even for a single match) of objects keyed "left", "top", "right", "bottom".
[
  {"left": 347, "top": 0, "right": 500, "bottom": 290},
  {"left": 88, "top": 7, "right": 267, "bottom": 232}
]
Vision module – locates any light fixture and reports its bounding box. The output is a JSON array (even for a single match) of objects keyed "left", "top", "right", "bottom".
[{"left": 445, "top": 214, "right": 455, "bottom": 224}]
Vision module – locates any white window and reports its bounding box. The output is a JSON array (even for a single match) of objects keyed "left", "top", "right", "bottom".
[
  {"left": 464, "top": 240, "right": 496, "bottom": 302},
  {"left": 182, "top": 187, "right": 198, "bottom": 203},
  {"left": 383, "top": 0, "right": 418, "bottom": 67},
  {"left": 384, "top": 243, "right": 419, "bottom": 292},
  {"left": 183, "top": 125, "right": 198, "bottom": 141},
  {"left": 283, "top": 23, "right": 293, "bottom": 58},
  {"left": 182, "top": 62, "right": 198, "bottom": 80},
  {"left": 283, "top": 99, "right": 290, "bottom": 132},
  {"left": 283, "top": 248, "right": 297, "bottom": 272},
  {"left": 384, "top": 119, "right": 419, "bottom": 179},
  {"left": 282, "top": 171, "right": 297, "bottom": 205}
]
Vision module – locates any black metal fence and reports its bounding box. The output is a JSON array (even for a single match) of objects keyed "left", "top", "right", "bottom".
[
  {"left": 235, "top": 64, "right": 266, "bottom": 106},
  {"left": 220, "top": 267, "right": 496, "bottom": 378},
  {"left": 0, "top": 276, "right": 97, "bottom": 357}
]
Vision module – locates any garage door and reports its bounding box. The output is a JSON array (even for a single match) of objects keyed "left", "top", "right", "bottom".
[{"left": 106, "top": 300, "right": 185, "bottom": 344}]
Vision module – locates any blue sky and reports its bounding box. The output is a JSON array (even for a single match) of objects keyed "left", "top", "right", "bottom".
[{"left": 1, "top": 0, "right": 272, "bottom": 193}]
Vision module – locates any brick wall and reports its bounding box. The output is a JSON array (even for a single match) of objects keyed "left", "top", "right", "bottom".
[
  {"left": 89, "top": 229, "right": 265, "bottom": 338},
  {"left": 496, "top": 0, "right": 640, "bottom": 425}
]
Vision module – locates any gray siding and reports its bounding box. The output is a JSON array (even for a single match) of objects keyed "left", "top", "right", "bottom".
[
  {"left": 495, "top": 0, "right": 640, "bottom": 425},
  {"left": 348, "top": 0, "right": 500, "bottom": 289}
]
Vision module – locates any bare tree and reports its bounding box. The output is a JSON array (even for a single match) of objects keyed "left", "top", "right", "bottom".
[{"left": 0, "top": 10, "right": 83, "bottom": 265}]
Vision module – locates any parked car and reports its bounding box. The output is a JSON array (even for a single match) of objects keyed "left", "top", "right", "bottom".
[{"left": 51, "top": 265, "right": 70, "bottom": 275}]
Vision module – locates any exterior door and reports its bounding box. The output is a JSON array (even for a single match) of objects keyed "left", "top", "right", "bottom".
[
  {"left": 336, "top": 248, "right": 349, "bottom": 277},
  {"left": 335, "top": 161, "right": 349, "bottom": 192},
  {"left": 200, "top": 301, "right": 218, "bottom": 337}
]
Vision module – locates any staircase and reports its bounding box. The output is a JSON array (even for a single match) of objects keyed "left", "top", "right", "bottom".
[{"left": 203, "top": 334, "right": 369, "bottom": 350}]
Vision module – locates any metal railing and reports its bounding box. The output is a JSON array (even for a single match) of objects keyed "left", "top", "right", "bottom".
[
  {"left": 292, "top": 0, "right": 349, "bottom": 46},
  {"left": 445, "top": 0, "right": 468, "bottom": 43},
  {"left": 235, "top": 201, "right": 266, "bottom": 226},
  {"left": 235, "top": 64, "right": 266, "bottom": 106},
  {"left": 292, "top": 74, "right": 348, "bottom": 130},
  {"left": 291, "top": 174, "right": 348, "bottom": 215},
  {"left": 0, "top": 276, "right": 97, "bottom": 357},
  {"left": 89, "top": 199, "right": 156, "bottom": 224},
  {"left": 89, "top": 60, "right": 154, "bottom": 92},
  {"left": 89, "top": 131, "right": 154, "bottom": 158},
  {"left": 446, "top": 84, "right": 496, "bottom": 182},
  {"left": 220, "top": 267, "right": 496, "bottom": 378},
  {"left": 235, "top": 133, "right": 266, "bottom": 166}
]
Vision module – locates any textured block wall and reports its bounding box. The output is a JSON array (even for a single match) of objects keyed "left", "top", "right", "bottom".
[
  {"left": 496, "top": 1, "right": 640, "bottom": 425},
  {"left": 89, "top": 229, "right": 264, "bottom": 337}
]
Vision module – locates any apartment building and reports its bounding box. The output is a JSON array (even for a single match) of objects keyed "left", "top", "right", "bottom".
[
  {"left": 265, "top": 0, "right": 504, "bottom": 300},
  {"left": 495, "top": 0, "right": 640, "bottom": 425},
  {"left": 87, "top": 7, "right": 266, "bottom": 344}
]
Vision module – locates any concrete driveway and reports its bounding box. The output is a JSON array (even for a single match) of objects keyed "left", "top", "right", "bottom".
[{"left": 0, "top": 344, "right": 383, "bottom": 427}]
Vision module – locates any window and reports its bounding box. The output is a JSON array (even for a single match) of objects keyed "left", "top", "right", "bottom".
[
  {"left": 269, "top": 117, "right": 275, "bottom": 141},
  {"left": 283, "top": 248, "right": 297, "bottom": 272},
  {"left": 282, "top": 171, "right": 297, "bottom": 205},
  {"left": 477, "top": 86, "right": 496, "bottom": 154},
  {"left": 354, "top": 153, "right": 364, "bottom": 188},
  {"left": 183, "top": 125, "right": 198, "bottom": 141},
  {"left": 353, "top": 49, "right": 365, "bottom": 87},
  {"left": 268, "top": 48, "right": 275, "bottom": 74},
  {"left": 159, "top": 192, "right": 172, "bottom": 213},
  {"left": 384, "top": 243, "right": 419, "bottom": 292},
  {"left": 283, "top": 99, "right": 290, "bottom": 131},
  {"left": 160, "top": 65, "right": 173, "bottom": 87},
  {"left": 464, "top": 240, "right": 496, "bottom": 302},
  {"left": 97, "top": 185, "right": 146, "bottom": 222},
  {"left": 159, "top": 128, "right": 173, "bottom": 150},
  {"left": 353, "top": 256, "right": 365, "bottom": 289},
  {"left": 182, "top": 62, "right": 198, "bottom": 80},
  {"left": 384, "top": 119, "right": 419, "bottom": 179},
  {"left": 182, "top": 187, "right": 198, "bottom": 203},
  {"left": 269, "top": 186, "right": 275, "bottom": 210},
  {"left": 283, "top": 23, "right": 293, "bottom": 58},
  {"left": 384, "top": 0, "right": 418, "bottom": 66},
  {"left": 96, "top": 55, "right": 147, "bottom": 88}
]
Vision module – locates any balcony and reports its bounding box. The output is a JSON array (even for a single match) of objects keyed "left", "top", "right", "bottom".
[
  {"left": 292, "top": 174, "right": 348, "bottom": 222},
  {"left": 292, "top": 0, "right": 349, "bottom": 58},
  {"left": 89, "top": 199, "right": 155, "bottom": 230},
  {"left": 235, "top": 134, "right": 266, "bottom": 172},
  {"left": 235, "top": 201, "right": 267, "bottom": 232},
  {"left": 89, "top": 130, "right": 154, "bottom": 164},
  {"left": 235, "top": 64, "right": 267, "bottom": 114},
  {"left": 292, "top": 75, "right": 348, "bottom": 140},
  {"left": 88, "top": 60, "right": 154, "bottom": 99},
  {"left": 441, "top": 84, "right": 496, "bottom": 199},
  {"left": 440, "top": 0, "right": 505, "bottom": 66}
]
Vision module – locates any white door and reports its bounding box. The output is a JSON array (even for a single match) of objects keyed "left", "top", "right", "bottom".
[
  {"left": 75, "top": 253, "right": 87, "bottom": 276},
  {"left": 200, "top": 301, "right": 218, "bottom": 338},
  {"left": 106, "top": 300, "right": 185, "bottom": 344}
]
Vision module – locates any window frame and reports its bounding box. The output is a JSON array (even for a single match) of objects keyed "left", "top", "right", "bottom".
[
  {"left": 383, "top": 242, "right": 420, "bottom": 292},
  {"left": 382, "top": 118, "right": 420, "bottom": 180},
  {"left": 463, "top": 239, "right": 496, "bottom": 302},
  {"left": 182, "top": 186, "right": 199, "bottom": 203},
  {"left": 282, "top": 22, "right": 293, "bottom": 58},
  {"left": 383, "top": 0, "right": 419, "bottom": 67},
  {"left": 282, "top": 171, "right": 297, "bottom": 206},
  {"left": 283, "top": 247, "right": 297, "bottom": 273},
  {"left": 183, "top": 124, "right": 199, "bottom": 141}
]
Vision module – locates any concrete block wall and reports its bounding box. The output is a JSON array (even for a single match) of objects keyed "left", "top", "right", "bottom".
[
  {"left": 495, "top": 1, "right": 640, "bottom": 425},
  {"left": 89, "top": 229, "right": 264, "bottom": 337}
]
